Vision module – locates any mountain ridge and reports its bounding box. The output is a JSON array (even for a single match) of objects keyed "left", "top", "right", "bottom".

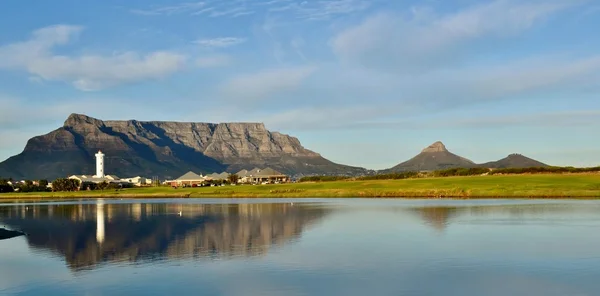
[
  {"left": 0, "top": 113, "right": 366, "bottom": 180},
  {"left": 0, "top": 117, "right": 553, "bottom": 180}
]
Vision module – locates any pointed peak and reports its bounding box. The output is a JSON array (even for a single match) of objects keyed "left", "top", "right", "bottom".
[{"left": 422, "top": 141, "right": 448, "bottom": 153}]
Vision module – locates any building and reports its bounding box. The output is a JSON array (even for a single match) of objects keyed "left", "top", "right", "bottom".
[
  {"left": 95, "top": 151, "right": 105, "bottom": 178},
  {"left": 69, "top": 151, "right": 149, "bottom": 187},
  {"left": 237, "top": 168, "right": 288, "bottom": 184},
  {"left": 169, "top": 171, "right": 206, "bottom": 187},
  {"left": 205, "top": 172, "right": 230, "bottom": 181},
  {"left": 121, "top": 176, "right": 152, "bottom": 187},
  {"left": 68, "top": 175, "right": 129, "bottom": 185}
]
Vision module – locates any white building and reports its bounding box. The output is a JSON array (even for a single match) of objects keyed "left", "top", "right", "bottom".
[
  {"left": 95, "top": 150, "right": 105, "bottom": 178},
  {"left": 121, "top": 176, "right": 153, "bottom": 187},
  {"left": 69, "top": 150, "right": 151, "bottom": 186}
]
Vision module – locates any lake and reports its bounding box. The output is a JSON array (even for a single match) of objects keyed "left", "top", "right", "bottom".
[{"left": 1, "top": 199, "right": 600, "bottom": 296}]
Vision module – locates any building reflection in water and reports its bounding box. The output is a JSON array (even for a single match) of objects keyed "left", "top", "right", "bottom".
[
  {"left": 0, "top": 202, "right": 329, "bottom": 271},
  {"left": 96, "top": 200, "right": 104, "bottom": 245}
]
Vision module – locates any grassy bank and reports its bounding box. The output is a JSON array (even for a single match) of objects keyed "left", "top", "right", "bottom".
[{"left": 2, "top": 174, "right": 600, "bottom": 199}]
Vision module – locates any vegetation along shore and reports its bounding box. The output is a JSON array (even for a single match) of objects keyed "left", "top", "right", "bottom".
[{"left": 2, "top": 174, "right": 600, "bottom": 199}]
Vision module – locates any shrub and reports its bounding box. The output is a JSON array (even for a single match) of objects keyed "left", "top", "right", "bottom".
[{"left": 52, "top": 178, "right": 81, "bottom": 192}]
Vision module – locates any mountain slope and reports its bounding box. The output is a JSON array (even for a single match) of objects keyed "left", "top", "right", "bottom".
[
  {"left": 479, "top": 153, "right": 548, "bottom": 169},
  {"left": 385, "top": 141, "right": 476, "bottom": 172},
  {"left": 0, "top": 114, "right": 366, "bottom": 180}
]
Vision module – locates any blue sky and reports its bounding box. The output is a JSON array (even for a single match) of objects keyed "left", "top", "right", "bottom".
[{"left": 0, "top": 0, "right": 599, "bottom": 169}]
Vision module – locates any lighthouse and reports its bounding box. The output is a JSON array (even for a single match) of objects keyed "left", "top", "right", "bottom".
[{"left": 95, "top": 150, "right": 105, "bottom": 178}]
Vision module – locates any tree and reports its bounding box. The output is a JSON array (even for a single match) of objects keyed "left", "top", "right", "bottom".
[
  {"left": 228, "top": 174, "right": 239, "bottom": 184},
  {"left": 0, "top": 179, "right": 13, "bottom": 193},
  {"left": 39, "top": 179, "right": 49, "bottom": 188},
  {"left": 52, "top": 178, "right": 80, "bottom": 192},
  {"left": 97, "top": 181, "right": 109, "bottom": 190}
]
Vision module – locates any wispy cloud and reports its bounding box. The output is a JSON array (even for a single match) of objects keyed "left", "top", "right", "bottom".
[
  {"left": 194, "top": 37, "right": 246, "bottom": 48},
  {"left": 331, "top": 0, "right": 575, "bottom": 71},
  {"left": 0, "top": 25, "right": 187, "bottom": 91},
  {"left": 267, "top": 0, "right": 371, "bottom": 20},
  {"left": 133, "top": 1, "right": 255, "bottom": 18},
  {"left": 209, "top": 7, "right": 255, "bottom": 18},
  {"left": 131, "top": 1, "right": 207, "bottom": 16},
  {"left": 132, "top": 0, "right": 366, "bottom": 20},
  {"left": 220, "top": 65, "right": 317, "bottom": 102}
]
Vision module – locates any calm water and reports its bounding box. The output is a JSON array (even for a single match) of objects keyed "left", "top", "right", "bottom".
[{"left": 1, "top": 199, "right": 600, "bottom": 296}]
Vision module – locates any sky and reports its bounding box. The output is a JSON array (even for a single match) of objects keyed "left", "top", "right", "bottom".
[{"left": 0, "top": 0, "right": 599, "bottom": 169}]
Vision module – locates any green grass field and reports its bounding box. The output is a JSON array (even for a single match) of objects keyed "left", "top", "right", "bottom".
[{"left": 2, "top": 174, "right": 600, "bottom": 200}]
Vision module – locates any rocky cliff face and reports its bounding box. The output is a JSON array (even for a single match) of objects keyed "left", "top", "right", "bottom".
[{"left": 0, "top": 113, "right": 366, "bottom": 179}]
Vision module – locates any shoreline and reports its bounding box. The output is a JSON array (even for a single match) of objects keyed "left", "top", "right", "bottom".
[
  {"left": 2, "top": 174, "right": 599, "bottom": 200},
  {"left": 0, "top": 228, "right": 25, "bottom": 240}
]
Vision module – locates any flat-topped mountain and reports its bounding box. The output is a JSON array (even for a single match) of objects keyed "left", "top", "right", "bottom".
[
  {"left": 0, "top": 114, "right": 366, "bottom": 180},
  {"left": 385, "top": 141, "right": 476, "bottom": 172},
  {"left": 479, "top": 153, "right": 548, "bottom": 169}
]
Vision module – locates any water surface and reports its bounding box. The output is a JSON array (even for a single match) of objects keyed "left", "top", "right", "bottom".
[{"left": 1, "top": 199, "right": 600, "bottom": 296}]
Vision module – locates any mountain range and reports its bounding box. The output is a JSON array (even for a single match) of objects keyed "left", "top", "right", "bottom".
[
  {"left": 0, "top": 114, "right": 365, "bottom": 180},
  {"left": 383, "top": 141, "right": 548, "bottom": 173},
  {"left": 0, "top": 114, "right": 549, "bottom": 180}
]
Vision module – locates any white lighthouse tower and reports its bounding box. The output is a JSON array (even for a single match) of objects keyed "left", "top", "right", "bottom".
[{"left": 94, "top": 150, "right": 105, "bottom": 178}]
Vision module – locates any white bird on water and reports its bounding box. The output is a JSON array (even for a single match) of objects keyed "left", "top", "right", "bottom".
[{"left": 178, "top": 211, "right": 182, "bottom": 216}]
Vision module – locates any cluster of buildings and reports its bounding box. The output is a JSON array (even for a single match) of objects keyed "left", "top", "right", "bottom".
[
  {"left": 68, "top": 151, "right": 153, "bottom": 187},
  {"left": 65, "top": 151, "right": 290, "bottom": 188},
  {"left": 166, "top": 167, "right": 289, "bottom": 187}
]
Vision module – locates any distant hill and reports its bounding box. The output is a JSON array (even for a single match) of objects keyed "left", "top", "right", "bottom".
[
  {"left": 384, "top": 141, "right": 476, "bottom": 172},
  {"left": 383, "top": 142, "right": 550, "bottom": 173},
  {"left": 479, "top": 153, "right": 548, "bottom": 169},
  {"left": 0, "top": 114, "right": 367, "bottom": 180}
]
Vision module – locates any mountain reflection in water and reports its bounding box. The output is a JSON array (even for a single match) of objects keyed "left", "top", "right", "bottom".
[{"left": 0, "top": 202, "right": 328, "bottom": 271}]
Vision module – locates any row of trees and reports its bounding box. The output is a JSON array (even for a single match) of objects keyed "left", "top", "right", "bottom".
[
  {"left": 297, "top": 166, "right": 600, "bottom": 183},
  {"left": 81, "top": 181, "right": 133, "bottom": 190},
  {"left": 298, "top": 176, "right": 350, "bottom": 182},
  {"left": 0, "top": 179, "right": 50, "bottom": 193},
  {"left": 488, "top": 166, "right": 600, "bottom": 175}
]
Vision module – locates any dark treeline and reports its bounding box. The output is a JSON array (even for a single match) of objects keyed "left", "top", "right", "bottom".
[
  {"left": 298, "top": 176, "right": 350, "bottom": 182},
  {"left": 432, "top": 168, "right": 491, "bottom": 177},
  {"left": 298, "top": 166, "right": 600, "bottom": 182},
  {"left": 81, "top": 181, "right": 133, "bottom": 191},
  {"left": 489, "top": 166, "right": 600, "bottom": 175},
  {"left": 357, "top": 172, "right": 420, "bottom": 180},
  {"left": 0, "top": 178, "right": 50, "bottom": 193}
]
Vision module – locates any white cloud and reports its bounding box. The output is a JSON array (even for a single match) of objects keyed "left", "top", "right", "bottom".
[
  {"left": 0, "top": 25, "right": 187, "bottom": 91},
  {"left": 220, "top": 65, "right": 316, "bottom": 102},
  {"left": 194, "top": 37, "right": 246, "bottom": 48},
  {"left": 331, "top": 0, "right": 573, "bottom": 71}
]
